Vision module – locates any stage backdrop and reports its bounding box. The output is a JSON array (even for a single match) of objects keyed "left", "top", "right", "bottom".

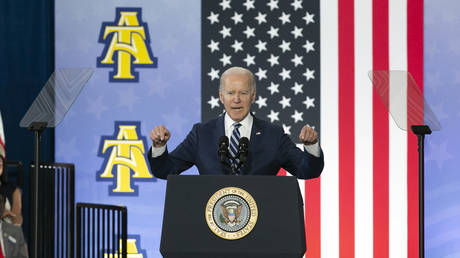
[
  {"left": 424, "top": 0, "right": 460, "bottom": 257},
  {"left": 55, "top": 0, "right": 200, "bottom": 256},
  {"left": 55, "top": 0, "right": 460, "bottom": 257}
]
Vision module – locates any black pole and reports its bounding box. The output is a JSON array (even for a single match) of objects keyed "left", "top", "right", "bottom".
[
  {"left": 28, "top": 122, "right": 47, "bottom": 258},
  {"left": 411, "top": 125, "right": 431, "bottom": 258},
  {"left": 417, "top": 132, "right": 425, "bottom": 258}
]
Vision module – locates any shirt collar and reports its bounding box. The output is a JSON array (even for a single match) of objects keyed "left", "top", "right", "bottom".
[{"left": 224, "top": 112, "right": 253, "bottom": 131}]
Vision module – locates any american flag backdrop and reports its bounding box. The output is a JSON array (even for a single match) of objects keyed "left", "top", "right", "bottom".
[
  {"left": 201, "top": 0, "right": 424, "bottom": 258},
  {"left": 202, "top": 0, "right": 320, "bottom": 140}
]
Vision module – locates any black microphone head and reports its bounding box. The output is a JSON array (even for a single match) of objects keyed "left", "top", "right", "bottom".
[
  {"left": 218, "top": 136, "right": 229, "bottom": 147},
  {"left": 238, "top": 137, "right": 249, "bottom": 163},
  {"left": 239, "top": 137, "right": 249, "bottom": 147}
]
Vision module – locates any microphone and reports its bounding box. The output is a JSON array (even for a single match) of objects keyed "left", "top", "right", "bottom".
[
  {"left": 218, "top": 136, "right": 229, "bottom": 163},
  {"left": 238, "top": 137, "right": 249, "bottom": 165}
]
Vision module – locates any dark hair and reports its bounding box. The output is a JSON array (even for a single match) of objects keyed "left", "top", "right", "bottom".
[{"left": 0, "top": 155, "right": 8, "bottom": 184}]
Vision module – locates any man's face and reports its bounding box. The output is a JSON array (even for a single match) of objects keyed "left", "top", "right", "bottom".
[{"left": 219, "top": 73, "right": 256, "bottom": 122}]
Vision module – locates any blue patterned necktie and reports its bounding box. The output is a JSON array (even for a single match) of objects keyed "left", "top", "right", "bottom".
[{"left": 229, "top": 123, "right": 241, "bottom": 171}]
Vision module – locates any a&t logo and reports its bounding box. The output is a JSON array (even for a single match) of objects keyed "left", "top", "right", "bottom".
[
  {"left": 97, "top": 121, "right": 155, "bottom": 196},
  {"left": 97, "top": 7, "right": 158, "bottom": 82},
  {"left": 103, "top": 235, "right": 147, "bottom": 258}
]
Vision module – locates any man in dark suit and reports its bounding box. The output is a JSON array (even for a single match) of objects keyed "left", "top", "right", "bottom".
[
  {"left": 148, "top": 66, "right": 324, "bottom": 179},
  {"left": 0, "top": 194, "right": 28, "bottom": 258}
]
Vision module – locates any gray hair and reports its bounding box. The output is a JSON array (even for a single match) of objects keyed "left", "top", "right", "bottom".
[{"left": 219, "top": 66, "right": 256, "bottom": 93}]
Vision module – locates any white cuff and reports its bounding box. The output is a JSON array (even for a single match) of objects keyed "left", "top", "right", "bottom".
[
  {"left": 304, "top": 142, "right": 321, "bottom": 157},
  {"left": 151, "top": 145, "right": 166, "bottom": 158}
]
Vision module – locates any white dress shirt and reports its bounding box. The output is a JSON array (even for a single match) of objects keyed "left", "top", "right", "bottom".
[{"left": 224, "top": 112, "right": 253, "bottom": 140}]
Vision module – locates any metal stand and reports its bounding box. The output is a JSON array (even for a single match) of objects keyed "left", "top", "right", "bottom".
[
  {"left": 220, "top": 154, "right": 242, "bottom": 175},
  {"left": 28, "top": 122, "right": 47, "bottom": 258},
  {"left": 411, "top": 125, "right": 432, "bottom": 258}
]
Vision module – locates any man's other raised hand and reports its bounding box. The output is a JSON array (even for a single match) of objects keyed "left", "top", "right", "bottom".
[{"left": 299, "top": 125, "right": 318, "bottom": 145}]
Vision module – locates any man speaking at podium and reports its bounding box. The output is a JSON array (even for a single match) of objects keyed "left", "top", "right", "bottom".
[{"left": 148, "top": 67, "right": 324, "bottom": 179}]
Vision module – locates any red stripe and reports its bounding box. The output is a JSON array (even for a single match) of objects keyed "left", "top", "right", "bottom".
[
  {"left": 407, "top": 0, "right": 423, "bottom": 257},
  {"left": 372, "top": 0, "right": 390, "bottom": 257},
  {"left": 338, "top": 0, "right": 355, "bottom": 256},
  {"left": 276, "top": 168, "right": 286, "bottom": 176},
  {"left": 305, "top": 178, "right": 321, "bottom": 258}
]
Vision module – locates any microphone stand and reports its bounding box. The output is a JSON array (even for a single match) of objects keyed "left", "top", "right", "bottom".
[
  {"left": 218, "top": 140, "right": 248, "bottom": 175},
  {"left": 228, "top": 155, "right": 239, "bottom": 175},
  {"left": 221, "top": 155, "right": 241, "bottom": 175},
  {"left": 231, "top": 159, "right": 239, "bottom": 175},
  {"left": 28, "top": 121, "right": 47, "bottom": 258},
  {"left": 235, "top": 141, "right": 249, "bottom": 174},
  {"left": 219, "top": 150, "right": 237, "bottom": 175}
]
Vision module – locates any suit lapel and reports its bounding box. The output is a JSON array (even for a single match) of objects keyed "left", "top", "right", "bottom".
[
  {"left": 249, "top": 115, "right": 263, "bottom": 149},
  {"left": 215, "top": 114, "right": 225, "bottom": 138}
]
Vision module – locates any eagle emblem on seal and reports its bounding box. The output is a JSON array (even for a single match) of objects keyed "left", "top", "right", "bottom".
[
  {"left": 220, "top": 200, "right": 243, "bottom": 227},
  {"left": 205, "top": 187, "right": 258, "bottom": 240}
]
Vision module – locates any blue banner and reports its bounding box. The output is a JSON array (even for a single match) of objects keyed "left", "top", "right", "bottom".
[{"left": 55, "top": 1, "right": 200, "bottom": 256}]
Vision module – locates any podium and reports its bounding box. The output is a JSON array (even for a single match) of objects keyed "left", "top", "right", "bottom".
[{"left": 160, "top": 175, "right": 306, "bottom": 258}]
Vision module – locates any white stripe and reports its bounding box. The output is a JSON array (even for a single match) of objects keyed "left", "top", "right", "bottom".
[
  {"left": 389, "top": 0, "right": 408, "bottom": 257},
  {"left": 320, "top": 0, "right": 339, "bottom": 257},
  {"left": 231, "top": 133, "right": 239, "bottom": 143},
  {"left": 354, "top": 0, "right": 374, "bottom": 257}
]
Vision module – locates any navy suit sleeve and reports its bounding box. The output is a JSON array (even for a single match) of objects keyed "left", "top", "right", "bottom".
[
  {"left": 278, "top": 130, "right": 324, "bottom": 179},
  {"left": 147, "top": 124, "right": 200, "bottom": 179}
]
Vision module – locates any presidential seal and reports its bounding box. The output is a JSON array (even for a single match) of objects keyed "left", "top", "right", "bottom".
[{"left": 205, "top": 187, "right": 258, "bottom": 240}]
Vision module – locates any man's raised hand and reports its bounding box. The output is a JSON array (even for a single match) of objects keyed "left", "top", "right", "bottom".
[
  {"left": 150, "top": 125, "right": 171, "bottom": 147},
  {"left": 299, "top": 125, "right": 318, "bottom": 145}
]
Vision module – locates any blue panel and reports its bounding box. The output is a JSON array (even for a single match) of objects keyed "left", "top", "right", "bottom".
[
  {"left": 424, "top": 1, "right": 460, "bottom": 257},
  {"left": 55, "top": 1, "right": 200, "bottom": 257}
]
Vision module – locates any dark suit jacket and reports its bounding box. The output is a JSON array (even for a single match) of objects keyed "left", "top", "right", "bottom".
[
  {"left": 1, "top": 222, "right": 28, "bottom": 258},
  {"left": 148, "top": 115, "right": 324, "bottom": 179}
]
